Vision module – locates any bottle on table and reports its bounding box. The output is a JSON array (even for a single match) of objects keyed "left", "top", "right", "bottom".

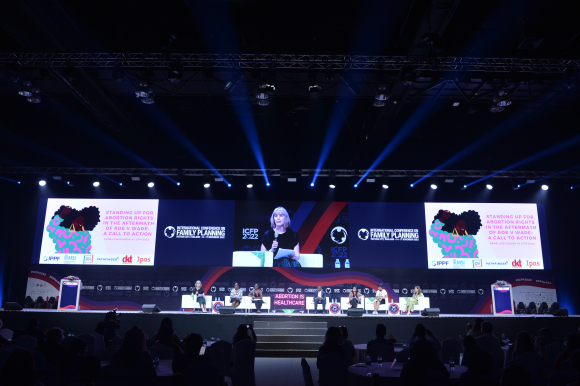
[
  {"left": 377, "top": 355, "right": 382, "bottom": 368},
  {"left": 449, "top": 357, "right": 455, "bottom": 372},
  {"left": 365, "top": 355, "right": 371, "bottom": 367}
]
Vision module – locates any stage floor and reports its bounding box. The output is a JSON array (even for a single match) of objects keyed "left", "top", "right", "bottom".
[{"left": 2, "top": 308, "right": 578, "bottom": 350}]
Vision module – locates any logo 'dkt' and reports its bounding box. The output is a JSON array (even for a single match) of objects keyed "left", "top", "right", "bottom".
[{"left": 512, "top": 259, "right": 522, "bottom": 267}]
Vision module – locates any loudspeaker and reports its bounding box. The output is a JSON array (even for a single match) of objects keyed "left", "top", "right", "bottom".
[
  {"left": 3, "top": 302, "right": 23, "bottom": 311},
  {"left": 421, "top": 308, "right": 440, "bottom": 317},
  {"left": 347, "top": 308, "right": 364, "bottom": 317},
  {"left": 552, "top": 308, "right": 569, "bottom": 317},
  {"left": 142, "top": 304, "right": 161, "bottom": 313},
  {"left": 219, "top": 306, "right": 236, "bottom": 314}
]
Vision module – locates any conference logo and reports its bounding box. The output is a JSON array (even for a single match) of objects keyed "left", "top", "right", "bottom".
[
  {"left": 478, "top": 289, "right": 484, "bottom": 295},
  {"left": 440, "top": 289, "right": 446, "bottom": 295},
  {"left": 325, "top": 288, "right": 332, "bottom": 294},
  {"left": 402, "top": 288, "right": 408, "bottom": 294},
  {"left": 453, "top": 259, "right": 466, "bottom": 268},
  {"left": 358, "top": 229, "right": 369, "bottom": 241},
  {"left": 330, "top": 226, "right": 348, "bottom": 244},
  {"left": 287, "top": 287, "right": 293, "bottom": 293},
  {"left": 134, "top": 285, "right": 140, "bottom": 291},
  {"left": 388, "top": 304, "right": 400, "bottom": 315},
  {"left": 164, "top": 226, "right": 176, "bottom": 238},
  {"left": 97, "top": 285, "right": 103, "bottom": 291},
  {"left": 43, "top": 256, "right": 61, "bottom": 262},
  {"left": 242, "top": 228, "right": 259, "bottom": 240},
  {"left": 212, "top": 301, "right": 223, "bottom": 313},
  {"left": 210, "top": 286, "right": 216, "bottom": 292},
  {"left": 329, "top": 303, "right": 341, "bottom": 315},
  {"left": 83, "top": 255, "right": 93, "bottom": 264},
  {"left": 512, "top": 259, "right": 522, "bottom": 268}
]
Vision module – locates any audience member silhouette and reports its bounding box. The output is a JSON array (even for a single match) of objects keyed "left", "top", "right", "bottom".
[
  {"left": 534, "top": 328, "right": 557, "bottom": 357},
  {"left": 0, "top": 348, "right": 40, "bottom": 386},
  {"left": 155, "top": 324, "right": 183, "bottom": 354},
  {"left": 152, "top": 317, "right": 182, "bottom": 348},
  {"left": 13, "top": 317, "right": 44, "bottom": 342},
  {"left": 317, "top": 326, "right": 346, "bottom": 369},
  {"left": 172, "top": 333, "right": 211, "bottom": 374},
  {"left": 103, "top": 311, "right": 121, "bottom": 347},
  {"left": 367, "top": 323, "right": 394, "bottom": 351},
  {"left": 75, "top": 355, "right": 102, "bottom": 386},
  {"left": 0, "top": 319, "right": 11, "bottom": 348},
  {"left": 339, "top": 326, "right": 355, "bottom": 364},
  {"left": 512, "top": 331, "right": 535, "bottom": 360},
  {"left": 400, "top": 338, "right": 449, "bottom": 386},
  {"left": 407, "top": 323, "right": 441, "bottom": 351},
  {"left": 500, "top": 364, "right": 532, "bottom": 386},
  {"left": 93, "top": 321, "right": 106, "bottom": 336},
  {"left": 38, "top": 327, "right": 66, "bottom": 367},
  {"left": 232, "top": 324, "right": 257, "bottom": 349},
  {"left": 554, "top": 332, "right": 580, "bottom": 371},
  {"left": 467, "top": 318, "right": 484, "bottom": 339},
  {"left": 475, "top": 321, "right": 504, "bottom": 367},
  {"left": 462, "top": 335, "right": 494, "bottom": 373},
  {"left": 60, "top": 337, "right": 87, "bottom": 371},
  {"left": 110, "top": 325, "right": 157, "bottom": 385}
]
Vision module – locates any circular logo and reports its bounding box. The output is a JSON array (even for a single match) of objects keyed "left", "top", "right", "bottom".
[
  {"left": 388, "top": 304, "right": 400, "bottom": 315},
  {"left": 287, "top": 287, "right": 293, "bottom": 293},
  {"left": 330, "top": 226, "right": 348, "bottom": 244},
  {"left": 478, "top": 289, "right": 484, "bottom": 295},
  {"left": 173, "top": 286, "right": 178, "bottom": 292},
  {"left": 97, "top": 285, "right": 103, "bottom": 291},
  {"left": 164, "top": 226, "right": 176, "bottom": 238},
  {"left": 358, "top": 229, "right": 369, "bottom": 240},
  {"left": 325, "top": 288, "right": 332, "bottom": 294},
  {"left": 364, "top": 288, "right": 370, "bottom": 294},
  {"left": 440, "top": 289, "right": 446, "bottom": 295},
  {"left": 212, "top": 301, "right": 223, "bottom": 313},
  {"left": 402, "top": 288, "right": 408, "bottom": 294},
  {"left": 330, "top": 303, "right": 340, "bottom": 314},
  {"left": 134, "top": 285, "right": 140, "bottom": 291},
  {"left": 211, "top": 286, "right": 216, "bottom": 292}
]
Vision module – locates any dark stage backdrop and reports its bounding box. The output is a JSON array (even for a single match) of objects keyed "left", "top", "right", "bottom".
[{"left": 1, "top": 180, "right": 578, "bottom": 314}]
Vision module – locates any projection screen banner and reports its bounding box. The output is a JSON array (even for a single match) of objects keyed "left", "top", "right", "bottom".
[{"left": 33, "top": 199, "right": 550, "bottom": 270}]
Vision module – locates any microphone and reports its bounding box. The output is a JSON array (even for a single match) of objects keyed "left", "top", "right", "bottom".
[{"left": 273, "top": 231, "right": 279, "bottom": 253}]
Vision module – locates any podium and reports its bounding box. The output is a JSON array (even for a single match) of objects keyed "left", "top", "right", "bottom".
[
  {"left": 58, "top": 279, "right": 81, "bottom": 311},
  {"left": 491, "top": 284, "right": 514, "bottom": 315}
]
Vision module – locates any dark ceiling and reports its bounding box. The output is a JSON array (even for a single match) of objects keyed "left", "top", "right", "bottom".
[{"left": 1, "top": 0, "right": 580, "bottom": 177}]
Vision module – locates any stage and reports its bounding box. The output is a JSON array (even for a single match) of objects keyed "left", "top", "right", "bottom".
[{"left": 1, "top": 309, "right": 578, "bottom": 357}]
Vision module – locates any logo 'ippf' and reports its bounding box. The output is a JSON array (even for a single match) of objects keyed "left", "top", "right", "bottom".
[
  {"left": 122, "top": 255, "right": 133, "bottom": 264},
  {"left": 512, "top": 259, "right": 522, "bottom": 267}
]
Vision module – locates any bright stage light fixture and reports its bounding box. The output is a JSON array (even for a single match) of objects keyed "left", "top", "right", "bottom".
[
  {"left": 490, "top": 106, "right": 504, "bottom": 113},
  {"left": 168, "top": 62, "right": 183, "bottom": 83},
  {"left": 541, "top": 184, "right": 549, "bottom": 190},
  {"left": 246, "top": 174, "right": 254, "bottom": 188},
  {"left": 308, "top": 71, "right": 321, "bottom": 94},
  {"left": 373, "top": 100, "right": 386, "bottom": 107},
  {"left": 430, "top": 184, "right": 438, "bottom": 190},
  {"left": 39, "top": 180, "right": 46, "bottom": 186},
  {"left": 410, "top": 183, "right": 414, "bottom": 188},
  {"left": 203, "top": 175, "right": 211, "bottom": 188},
  {"left": 147, "top": 182, "right": 154, "bottom": 188},
  {"left": 310, "top": 182, "right": 314, "bottom": 187},
  {"left": 486, "top": 184, "right": 493, "bottom": 190},
  {"left": 257, "top": 99, "right": 270, "bottom": 106},
  {"left": 93, "top": 181, "right": 100, "bottom": 187},
  {"left": 328, "top": 175, "right": 336, "bottom": 189},
  {"left": 382, "top": 184, "right": 388, "bottom": 189},
  {"left": 255, "top": 92, "right": 269, "bottom": 100}
]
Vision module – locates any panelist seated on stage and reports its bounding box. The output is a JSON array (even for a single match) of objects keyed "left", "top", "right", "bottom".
[
  {"left": 192, "top": 280, "right": 208, "bottom": 313},
  {"left": 402, "top": 286, "right": 424, "bottom": 314},
  {"left": 249, "top": 284, "right": 264, "bottom": 313},
  {"left": 348, "top": 286, "right": 364, "bottom": 308},
  {"left": 372, "top": 283, "right": 388, "bottom": 315},
  {"left": 230, "top": 283, "right": 243, "bottom": 312},
  {"left": 313, "top": 285, "right": 327, "bottom": 314},
  {"left": 261, "top": 206, "right": 301, "bottom": 267}
]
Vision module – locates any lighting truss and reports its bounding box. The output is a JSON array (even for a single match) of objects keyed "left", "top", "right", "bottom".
[
  {"left": 1, "top": 53, "right": 579, "bottom": 73},
  {"left": 1, "top": 167, "right": 579, "bottom": 180}
]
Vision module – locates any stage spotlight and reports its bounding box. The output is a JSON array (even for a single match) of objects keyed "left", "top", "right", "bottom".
[
  {"left": 266, "top": 182, "right": 270, "bottom": 186},
  {"left": 135, "top": 82, "right": 155, "bottom": 104},
  {"left": 373, "top": 100, "right": 386, "bottom": 107},
  {"left": 382, "top": 184, "right": 388, "bottom": 189},
  {"left": 461, "top": 184, "right": 467, "bottom": 190},
  {"left": 246, "top": 175, "right": 254, "bottom": 188},
  {"left": 310, "top": 182, "right": 315, "bottom": 187},
  {"left": 490, "top": 106, "right": 504, "bottom": 113},
  {"left": 203, "top": 175, "right": 211, "bottom": 188},
  {"left": 224, "top": 70, "right": 243, "bottom": 92},
  {"left": 257, "top": 99, "right": 269, "bottom": 106},
  {"left": 381, "top": 176, "right": 389, "bottom": 189},
  {"left": 430, "top": 184, "right": 438, "bottom": 190},
  {"left": 176, "top": 182, "right": 181, "bottom": 186},
  {"left": 93, "top": 181, "right": 100, "bottom": 187},
  {"left": 308, "top": 71, "right": 322, "bottom": 95},
  {"left": 255, "top": 91, "right": 269, "bottom": 100},
  {"left": 486, "top": 184, "right": 493, "bottom": 190},
  {"left": 39, "top": 180, "right": 46, "bottom": 186},
  {"left": 168, "top": 62, "right": 183, "bottom": 83},
  {"left": 401, "top": 67, "right": 415, "bottom": 86},
  {"left": 147, "top": 182, "right": 154, "bottom": 188},
  {"left": 493, "top": 90, "right": 511, "bottom": 107},
  {"left": 228, "top": 183, "right": 232, "bottom": 187},
  {"left": 541, "top": 184, "right": 549, "bottom": 190},
  {"left": 410, "top": 183, "right": 414, "bottom": 188},
  {"left": 118, "top": 182, "right": 123, "bottom": 187},
  {"left": 329, "top": 175, "right": 336, "bottom": 189}
]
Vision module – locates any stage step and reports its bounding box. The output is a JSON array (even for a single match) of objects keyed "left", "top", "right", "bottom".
[{"left": 253, "top": 320, "right": 326, "bottom": 358}]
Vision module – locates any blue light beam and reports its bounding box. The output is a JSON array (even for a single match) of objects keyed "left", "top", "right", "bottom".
[{"left": 0, "top": 175, "right": 20, "bottom": 184}]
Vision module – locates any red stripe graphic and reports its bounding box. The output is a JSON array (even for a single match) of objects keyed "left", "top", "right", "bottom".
[
  {"left": 203, "top": 267, "right": 233, "bottom": 290},
  {"left": 301, "top": 202, "right": 347, "bottom": 253}
]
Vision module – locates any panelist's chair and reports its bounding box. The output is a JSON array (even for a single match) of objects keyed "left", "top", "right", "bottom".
[
  {"left": 225, "top": 296, "right": 246, "bottom": 312},
  {"left": 340, "top": 297, "right": 363, "bottom": 313},
  {"left": 306, "top": 296, "right": 329, "bottom": 314},
  {"left": 364, "top": 297, "right": 389, "bottom": 314},
  {"left": 245, "top": 296, "right": 271, "bottom": 313}
]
